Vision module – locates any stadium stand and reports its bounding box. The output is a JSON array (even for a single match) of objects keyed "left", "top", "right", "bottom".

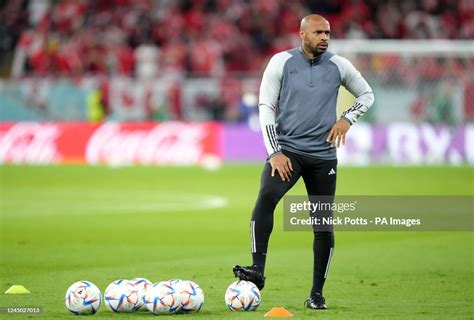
[{"left": 0, "top": 0, "right": 472, "bottom": 122}]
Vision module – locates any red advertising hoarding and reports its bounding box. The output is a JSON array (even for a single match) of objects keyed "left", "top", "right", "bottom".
[{"left": 0, "top": 122, "right": 222, "bottom": 165}]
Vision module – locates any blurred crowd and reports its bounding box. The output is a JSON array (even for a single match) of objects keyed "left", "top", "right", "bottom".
[{"left": 1, "top": 0, "right": 473, "bottom": 77}]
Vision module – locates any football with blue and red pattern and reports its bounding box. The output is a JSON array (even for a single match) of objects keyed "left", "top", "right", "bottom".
[
  {"left": 225, "top": 280, "right": 261, "bottom": 311},
  {"left": 65, "top": 281, "right": 101, "bottom": 315},
  {"left": 104, "top": 279, "right": 140, "bottom": 312}
]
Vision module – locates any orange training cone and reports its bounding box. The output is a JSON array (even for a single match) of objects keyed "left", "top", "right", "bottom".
[{"left": 264, "top": 307, "right": 294, "bottom": 317}]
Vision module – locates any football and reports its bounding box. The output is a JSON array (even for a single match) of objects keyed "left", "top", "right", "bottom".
[
  {"left": 174, "top": 280, "right": 204, "bottom": 313},
  {"left": 65, "top": 281, "right": 102, "bottom": 315},
  {"left": 104, "top": 279, "right": 140, "bottom": 312},
  {"left": 129, "top": 278, "right": 152, "bottom": 311},
  {"left": 144, "top": 281, "right": 182, "bottom": 314},
  {"left": 225, "top": 280, "right": 261, "bottom": 311}
]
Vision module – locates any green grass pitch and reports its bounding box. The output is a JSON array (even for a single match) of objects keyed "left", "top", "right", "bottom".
[{"left": 0, "top": 165, "right": 473, "bottom": 319}]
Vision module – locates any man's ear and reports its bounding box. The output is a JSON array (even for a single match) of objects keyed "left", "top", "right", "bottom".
[{"left": 299, "top": 30, "right": 305, "bottom": 40}]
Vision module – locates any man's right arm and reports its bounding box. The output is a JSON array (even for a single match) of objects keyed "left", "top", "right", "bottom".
[
  {"left": 259, "top": 52, "right": 293, "bottom": 181},
  {"left": 259, "top": 105, "right": 281, "bottom": 156},
  {"left": 258, "top": 53, "right": 287, "bottom": 157}
]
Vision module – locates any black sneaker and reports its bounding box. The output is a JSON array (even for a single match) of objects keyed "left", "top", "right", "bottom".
[
  {"left": 232, "top": 264, "right": 265, "bottom": 290},
  {"left": 304, "top": 293, "right": 327, "bottom": 310}
]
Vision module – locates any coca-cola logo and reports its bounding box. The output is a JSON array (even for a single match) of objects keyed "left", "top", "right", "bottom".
[
  {"left": 0, "top": 123, "right": 61, "bottom": 163},
  {"left": 85, "top": 123, "right": 208, "bottom": 165}
]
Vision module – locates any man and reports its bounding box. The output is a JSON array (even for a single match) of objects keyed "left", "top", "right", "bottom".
[{"left": 233, "top": 14, "right": 374, "bottom": 309}]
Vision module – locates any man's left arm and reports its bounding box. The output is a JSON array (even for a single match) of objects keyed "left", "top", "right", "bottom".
[{"left": 327, "top": 56, "right": 375, "bottom": 147}]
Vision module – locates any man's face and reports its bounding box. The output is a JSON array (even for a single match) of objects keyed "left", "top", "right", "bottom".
[{"left": 300, "top": 20, "right": 330, "bottom": 55}]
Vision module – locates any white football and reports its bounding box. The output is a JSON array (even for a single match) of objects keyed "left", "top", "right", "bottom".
[
  {"left": 225, "top": 280, "right": 261, "bottom": 311},
  {"left": 104, "top": 279, "right": 140, "bottom": 312},
  {"left": 144, "top": 281, "right": 181, "bottom": 314},
  {"left": 129, "top": 278, "right": 152, "bottom": 311},
  {"left": 174, "top": 280, "right": 204, "bottom": 313},
  {"left": 65, "top": 281, "right": 102, "bottom": 315}
]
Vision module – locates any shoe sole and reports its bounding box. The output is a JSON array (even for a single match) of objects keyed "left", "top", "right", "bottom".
[{"left": 232, "top": 266, "right": 265, "bottom": 290}]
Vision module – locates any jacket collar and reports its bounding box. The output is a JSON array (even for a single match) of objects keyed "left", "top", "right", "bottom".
[{"left": 299, "top": 46, "right": 326, "bottom": 65}]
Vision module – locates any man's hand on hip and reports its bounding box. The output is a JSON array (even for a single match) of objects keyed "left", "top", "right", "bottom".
[
  {"left": 327, "top": 118, "right": 351, "bottom": 148},
  {"left": 269, "top": 153, "right": 293, "bottom": 182}
]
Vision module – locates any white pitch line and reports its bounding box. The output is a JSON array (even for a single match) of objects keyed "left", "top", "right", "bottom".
[{"left": 2, "top": 191, "right": 228, "bottom": 217}]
